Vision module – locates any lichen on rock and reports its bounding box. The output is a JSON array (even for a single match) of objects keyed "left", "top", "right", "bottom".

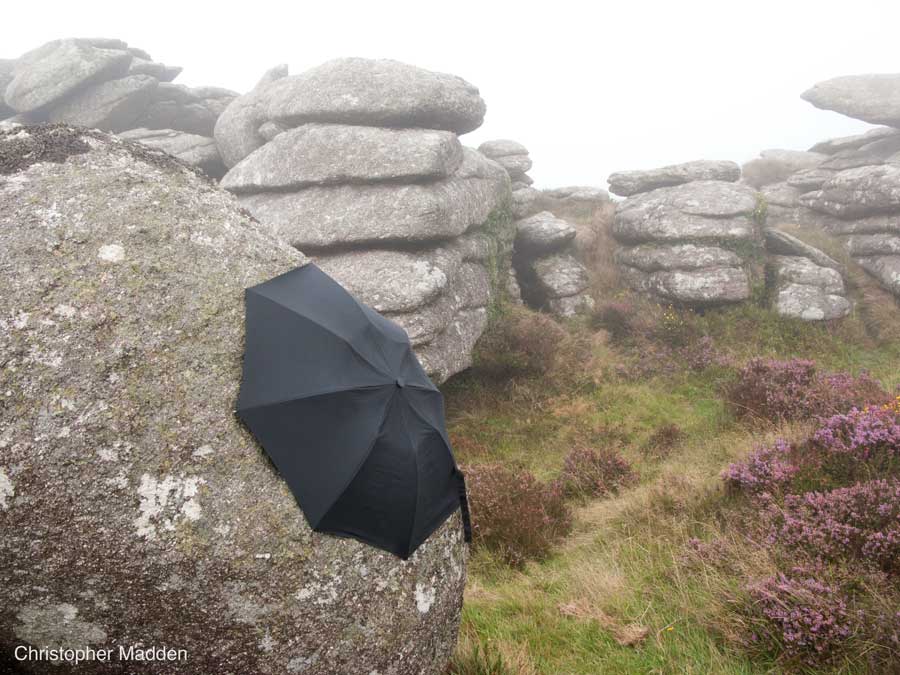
[{"left": 0, "top": 126, "right": 466, "bottom": 674}]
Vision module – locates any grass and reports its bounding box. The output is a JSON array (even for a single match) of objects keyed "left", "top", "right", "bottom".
[{"left": 443, "top": 293, "right": 900, "bottom": 674}]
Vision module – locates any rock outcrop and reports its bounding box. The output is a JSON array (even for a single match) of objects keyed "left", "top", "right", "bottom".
[
  {"left": 608, "top": 159, "right": 740, "bottom": 197},
  {"left": 780, "top": 77, "right": 900, "bottom": 301},
  {"left": 802, "top": 74, "right": 900, "bottom": 127},
  {"left": 610, "top": 169, "right": 759, "bottom": 306},
  {"left": 512, "top": 211, "right": 594, "bottom": 316},
  {"left": 479, "top": 139, "right": 595, "bottom": 317},
  {"left": 2, "top": 38, "right": 234, "bottom": 176},
  {"left": 217, "top": 60, "right": 512, "bottom": 382},
  {"left": 478, "top": 138, "right": 538, "bottom": 219},
  {"left": 0, "top": 125, "right": 466, "bottom": 675}
]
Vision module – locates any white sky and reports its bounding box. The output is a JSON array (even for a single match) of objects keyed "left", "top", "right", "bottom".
[{"left": 4, "top": 0, "right": 899, "bottom": 188}]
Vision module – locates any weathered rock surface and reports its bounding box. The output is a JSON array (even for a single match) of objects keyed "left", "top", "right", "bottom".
[
  {"left": 237, "top": 148, "right": 509, "bottom": 249},
  {"left": 43, "top": 74, "right": 158, "bottom": 132},
  {"left": 775, "top": 282, "right": 851, "bottom": 321},
  {"left": 117, "top": 128, "right": 226, "bottom": 178},
  {"left": 771, "top": 255, "right": 844, "bottom": 295},
  {"left": 857, "top": 255, "right": 900, "bottom": 296},
  {"left": 0, "top": 125, "right": 466, "bottom": 674},
  {"left": 265, "top": 58, "right": 485, "bottom": 134},
  {"left": 608, "top": 159, "right": 740, "bottom": 197},
  {"left": 613, "top": 180, "right": 759, "bottom": 244},
  {"left": 4, "top": 39, "right": 132, "bottom": 113},
  {"left": 764, "top": 228, "right": 843, "bottom": 270},
  {"left": 514, "top": 211, "right": 576, "bottom": 254},
  {"left": 819, "top": 135, "right": 900, "bottom": 171},
  {"left": 761, "top": 181, "right": 803, "bottom": 207},
  {"left": 787, "top": 168, "right": 836, "bottom": 191},
  {"left": 802, "top": 74, "right": 900, "bottom": 127},
  {"left": 843, "top": 233, "right": 900, "bottom": 256},
  {"left": 771, "top": 255, "right": 850, "bottom": 321},
  {"left": 531, "top": 253, "right": 590, "bottom": 298},
  {"left": 214, "top": 64, "right": 290, "bottom": 168},
  {"left": 615, "top": 243, "right": 741, "bottom": 271},
  {"left": 800, "top": 165, "right": 900, "bottom": 218},
  {"left": 511, "top": 187, "right": 540, "bottom": 219},
  {"left": 494, "top": 153, "right": 532, "bottom": 177},
  {"left": 478, "top": 139, "right": 528, "bottom": 158},
  {"left": 315, "top": 246, "right": 461, "bottom": 313},
  {"left": 222, "top": 124, "right": 463, "bottom": 193},
  {"left": 809, "top": 126, "right": 900, "bottom": 155},
  {"left": 622, "top": 266, "right": 751, "bottom": 305}
]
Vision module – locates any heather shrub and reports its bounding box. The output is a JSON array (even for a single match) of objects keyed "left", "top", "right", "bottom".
[
  {"left": 725, "top": 357, "right": 890, "bottom": 424},
  {"left": 722, "top": 438, "right": 798, "bottom": 495},
  {"left": 558, "top": 446, "right": 637, "bottom": 498},
  {"left": 472, "top": 305, "right": 589, "bottom": 384},
  {"left": 768, "top": 479, "right": 900, "bottom": 573},
  {"left": 743, "top": 572, "right": 853, "bottom": 666},
  {"left": 464, "top": 463, "right": 572, "bottom": 567},
  {"left": 809, "top": 401, "right": 900, "bottom": 483}
]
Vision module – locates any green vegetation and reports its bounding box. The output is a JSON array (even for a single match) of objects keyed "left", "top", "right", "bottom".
[{"left": 443, "top": 295, "right": 900, "bottom": 674}]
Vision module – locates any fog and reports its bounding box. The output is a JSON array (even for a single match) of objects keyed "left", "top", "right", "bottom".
[{"left": 4, "top": 0, "right": 898, "bottom": 188}]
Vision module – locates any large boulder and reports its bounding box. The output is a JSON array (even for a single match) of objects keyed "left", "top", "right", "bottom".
[
  {"left": 216, "top": 60, "right": 485, "bottom": 170},
  {"left": 0, "top": 126, "right": 466, "bottom": 674},
  {"left": 514, "top": 211, "right": 577, "bottom": 254},
  {"left": 771, "top": 256, "right": 850, "bottom": 321},
  {"left": 214, "top": 64, "right": 289, "bottom": 168},
  {"left": 117, "top": 128, "right": 226, "bottom": 179},
  {"left": 857, "top": 256, "right": 900, "bottom": 296},
  {"left": 222, "top": 124, "right": 463, "bottom": 193},
  {"left": 800, "top": 165, "right": 900, "bottom": 218},
  {"left": 4, "top": 39, "right": 132, "bottom": 113},
  {"left": 809, "top": 126, "right": 900, "bottom": 155},
  {"left": 265, "top": 58, "right": 485, "bottom": 134},
  {"left": 607, "top": 159, "right": 740, "bottom": 197},
  {"left": 612, "top": 180, "right": 759, "bottom": 244},
  {"left": 615, "top": 243, "right": 741, "bottom": 271},
  {"left": 622, "top": 266, "right": 751, "bottom": 305},
  {"left": 802, "top": 74, "right": 900, "bottom": 127},
  {"left": 43, "top": 74, "right": 158, "bottom": 132},
  {"left": 237, "top": 148, "right": 508, "bottom": 249}
]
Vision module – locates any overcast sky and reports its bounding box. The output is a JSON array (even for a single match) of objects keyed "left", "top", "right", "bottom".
[{"left": 5, "top": 1, "right": 898, "bottom": 188}]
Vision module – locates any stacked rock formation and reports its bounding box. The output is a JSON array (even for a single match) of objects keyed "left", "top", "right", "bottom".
[
  {"left": 215, "top": 59, "right": 512, "bottom": 382},
  {"left": 765, "top": 229, "right": 850, "bottom": 320},
  {"left": 746, "top": 74, "right": 900, "bottom": 300},
  {"left": 1, "top": 38, "right": 235, "bottom": 177},
  {"left": 609, "top": 160, "right": 759, "bottom": 306},
  {"left": 478, "top": 139, "right": 539, "bottom": 220},
  {"left": 0, "top": 125, "right": 465, "bottom": 674},
  {"left": 512, "top": 211, "right": 594, "bottom": 316},
  {"left": 477, "top": 139, "right": 595, "bottom": 316}
]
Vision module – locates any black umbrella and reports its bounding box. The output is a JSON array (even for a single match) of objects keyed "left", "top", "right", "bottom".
[{"left": 236, "top": 263, "right": 471, "bottom": 558}]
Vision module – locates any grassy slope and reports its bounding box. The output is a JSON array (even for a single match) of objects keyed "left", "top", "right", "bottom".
[{"left": 443, "top": 301, "right": 900, "bottom": 674}]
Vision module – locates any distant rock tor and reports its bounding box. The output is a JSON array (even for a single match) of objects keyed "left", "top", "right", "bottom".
[{"left": 0, "top": 125, "right": 466, "bottom": 675}]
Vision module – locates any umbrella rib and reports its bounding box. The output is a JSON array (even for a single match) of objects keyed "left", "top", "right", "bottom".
[
  {"left": 310, "top": 387, "right": 398, "bottom": 530},
  {"left": 248, "top": 289, "right": 392, "bottom": 379},
  {"left": 237, "top": 383, "right": 391, "bottom": 413},
  {"left": 396, "top": 391, "right": 421, "bottom": 559}
]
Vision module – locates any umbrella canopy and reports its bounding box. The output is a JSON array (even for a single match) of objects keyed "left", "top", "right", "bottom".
[{"left": 236, "top": 263, "right": 471, "bottom": 558}]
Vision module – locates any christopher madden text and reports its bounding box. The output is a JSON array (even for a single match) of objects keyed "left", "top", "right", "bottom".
[{"left": 14, "top": 644, "right": 188, "bottom": 664}]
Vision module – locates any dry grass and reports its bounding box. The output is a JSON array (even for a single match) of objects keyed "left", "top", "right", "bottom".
[{"left": 535, "top": 195, "right": 621, "bottom": 298}]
